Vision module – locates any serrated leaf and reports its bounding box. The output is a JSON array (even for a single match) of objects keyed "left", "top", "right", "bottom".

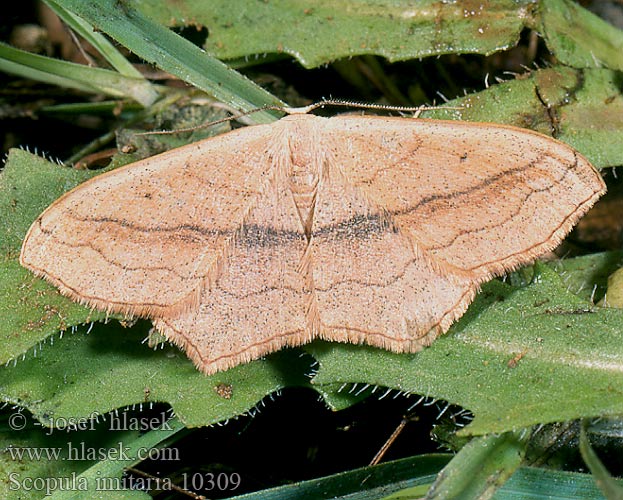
[
  {"left": 67, "top": 0, "right": 623, "bottom": 75},
  {"left": 308, "top": 264, "right": 623, "bottom": 436},
  {"left": 133, "top": 0, "right": 538, "bottom": 69},
  {"left": 1, "top": 148, "right": 310, "bottom": 429},
  {"left": 423, "top": 67, "right": 623, "bottom": 169},
  {"left": 0, "top": 321, "right": 311, "bottom": 427}
]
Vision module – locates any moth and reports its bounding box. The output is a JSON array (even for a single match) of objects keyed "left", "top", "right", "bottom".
[{"left": 20, "top": 112, "right": 606, "bottom": 374}]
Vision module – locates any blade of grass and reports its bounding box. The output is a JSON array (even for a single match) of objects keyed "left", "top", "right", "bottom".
[
  {"left": 425, "top": 430, "right": 530, "bottom": 499},
  {"left": 580, "top": 421, "right": 623, "bottom": 500},
  {"left": 43, "top": 0, "right": 154, "bottom": 84},
  {"left": 53, "top": 0, "right": 284, "bottom": 123},
  {"left": 47, "top": 417, "right": 188, "bottom": 499},
  {"left": 0, "top": 42, "right": 158, "bottom": 106}
]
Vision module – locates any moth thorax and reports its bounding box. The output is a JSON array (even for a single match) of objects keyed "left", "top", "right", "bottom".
[
  {"left": 287, "top": 164, "right": 319, "bottom": 237},
  {"left": 289, "top": 166, "right": 319, "bottom": 206}
]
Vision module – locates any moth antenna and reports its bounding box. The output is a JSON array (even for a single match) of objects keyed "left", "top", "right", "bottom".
[
  {"left": 135, "top": 103, "right": 286, "bottom": 137},
  {"left": 137, "top": 99, "right": 463, "bottom": 140},
  {"left": 284, "top": 99, "right": 460, "bottom": 115}
]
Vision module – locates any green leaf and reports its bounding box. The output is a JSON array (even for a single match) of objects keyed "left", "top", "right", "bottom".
[
  {"left": 3, "top": 2, "right": 620, "bottom": 497},
  {"left": 309, "top": 264, "right": 623, "bottom": 436},
  {"left": 0, "top": 321, "right": 311, "bottom": 428},
  {"left": 539, "top": 0, "right": 623, "bottom": 71},
  {"left": 133, "top": 0, "right": 538, "bottom": 69},
  {"left": 602, "top": 268, "right": 623, "bottom": 308},
  {"left": 423, "top": 67, "right": 623, "bottom": 169},
  {"left": 0, "top": 150, "right": 105, "bottom": 258},
  {"left": 545, "top": 251, "right": 623, "bottom": 303}
]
